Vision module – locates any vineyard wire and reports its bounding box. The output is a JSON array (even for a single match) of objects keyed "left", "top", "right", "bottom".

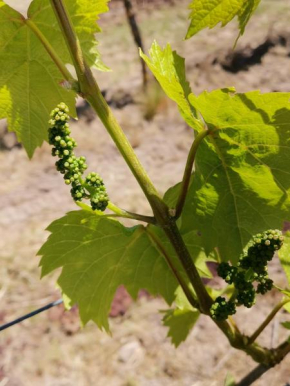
[{"left": 0, "top": 298, "right": 63, "bottom": 332}]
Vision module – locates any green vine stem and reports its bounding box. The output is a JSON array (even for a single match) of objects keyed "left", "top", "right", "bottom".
[
  {"left": 107, "top": 202, "right": 156, "bottom": 224},
  {"left": 247, "top": 298, "right": 290, "bottom": 345},
  {"left": 46, "top": 2, "right": 278, "bottom": 363},
  {"left": 146, "top": 225, "right": 200, "bottom": 310},
  {"left": 38, "top": 0, "right": 290, "bottom": 376},
  {"left": 48, "top": 0, "right": 213, "bottom": 315},
  {"left": 237, "top": 339, "right": 290, "bottom": 386},
  {"left": 275, "top": 339, "right": 290, "bottom": 362},
  {"left": 49, "top": 0, "right": 167, "bottom": 220},
  {"left": 175, "top": 129, "right": 209, "bottom": 219},
  {"left": 236, "top": 364, "right": 272, "bottom": 386},
  {"left": 228, "top": 315, "right": 241, "bottom": 334},
  {"left": 162, "top": 220, "right": 214, "bottom": 314}
]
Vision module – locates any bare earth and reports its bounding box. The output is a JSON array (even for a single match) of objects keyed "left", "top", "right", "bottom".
[{"left": 1, "top": 1, "right": 290, "bottom": 385}]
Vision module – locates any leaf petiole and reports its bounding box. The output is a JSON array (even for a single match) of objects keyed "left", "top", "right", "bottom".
[
  {"left": 248, "top": 298, "right": 290, "bottom": 346},
  {"left": 146, "top": 225, "right": 200, "bottom": 310},
  {"left": 175, "top": 128, "right": 209, "bottom": 219},
  {"left": 107, "top": 202, "right": 156, "bottom": 224}
]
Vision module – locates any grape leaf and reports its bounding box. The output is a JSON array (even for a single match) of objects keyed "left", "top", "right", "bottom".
[
  {"left": 162, "top": 286, "right": 201, "bottom": 347},
  {"left": 0, "top": 1, "right": 76, "bottom": 156},
  {"left": 279, "top": 231, "right": 290, "bottom": 286},
  {"left": 39, "top": 211, "right": 178, "bottom": 331},
  {"left": 162, "top": 307, "right": 200, "bottom": 347},
  {"left": 164, "top": 179, "right": 184, "bottom": 208},
  {"left": 28, "top": 0, "right": 109, "bottom": 70},
  {"left": 169, "top": 89, "right": 290, "bottom": 262},
  {"left": 140, "top": 42, "right": 202, "bottom": 131},
  {"left": 39, "top": 211, "right": 211, "bottom": 331},
  {"left": 224, "top": 373, "right": 236, "bottom": 386},
  {"left": 206, "top": 284, "right": 235, "bottom": 300},
  {"left": 150, "top": 225, "right": 216, "bottom": 278},
  {"left": 0, "top": 0, "right": 109, "bottom": 157},
  {"left": 284, "top": 302, "right": 290, "bottom": 313},
  {"left": 186, "top": 0, "right": 261, "bottom": 40},
  {"left": 174, "top": 285, "right": 194, "bottom": 309},
  {"left": 238, "top": 0, "right": 261, "bottom": 36},
  {"left": 281, "top": 321, "right": 290, "bottom": 330},
  {"left": 163, "top": 182, "right": 218, "bottom": 275}
]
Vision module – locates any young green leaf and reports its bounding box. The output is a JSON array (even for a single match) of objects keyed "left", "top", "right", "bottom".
[
  {"left": 186, "top": 0, "right": 261, "bottom": 40},
  {"left": 279, "top": 231, "right": 290, "bottom": 286},
  {"left": 284, "top": 302, "right": 290, "bottom": 313},
  {"left": 168, "top": 89, "right": 290, "bottom": 262},
  {"left": 162, "top": 307, "right": 200, "bottom": 347},
  {"left": 140, "top": 42, "right": 203, "bottom": 131},
  {"left": 207, "top": 284, "right": 236, "bottom": 300},
  {"left": 164, "top": 180, "right": 183, "bottom": 208},
  {"left": 238, "top": 0, "right": 261, "bottom": 36},
  {"left": 0, "top": 0, "right": 109, "bottom": 157},
  {"left": 281, "top": 321, "right": 290, "bottom": 330},
  {"left": 224, "top": 373, "right": 236, "bottom": 386}
]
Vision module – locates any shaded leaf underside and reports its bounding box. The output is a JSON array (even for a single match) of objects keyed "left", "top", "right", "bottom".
[
  {"left": 39, "top": 211, "right": 211, "bottom": 330},
  {"left": 162, "top": 307, "right": 200, "bottom": 347},
  {"left": 183, "top": 89, "right": 290, "bottom": 262},
  {"left": 163, "top": 88, "right": 290, "bottom": 263}
]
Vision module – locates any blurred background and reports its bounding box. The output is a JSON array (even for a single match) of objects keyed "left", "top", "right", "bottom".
[{"left": 1, "top": 0, "right": 290, "bottom": 385}]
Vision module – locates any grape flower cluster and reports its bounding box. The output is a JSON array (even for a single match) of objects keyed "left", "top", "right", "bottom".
[
  {"left": 48, "top": 103, "right": 109, "bottom": 211},
  {"left": 210, "top": 229, "right": 284, "bottom": 321},
  {"left": 210, "top": 296, "right": 236, "bottom": 321}
]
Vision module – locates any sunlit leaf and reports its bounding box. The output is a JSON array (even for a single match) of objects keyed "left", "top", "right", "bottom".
[
  {"left": 140, "top": 42, "right": 202, "bottom": 131},
  {"left": 166, "top": 89, "right": 290, "bottom": 262},
  {"left": 279, "top": 231, "right": 290, "bottom": 286},
  {"left": 224, "top": 373, "right": 236, "bottom": 386},
  {"left": 186, "top": 0, "right": 261, "bottom": 40},
  {"left": 0, "top": 0, "right": 108, "bottom": 156}
]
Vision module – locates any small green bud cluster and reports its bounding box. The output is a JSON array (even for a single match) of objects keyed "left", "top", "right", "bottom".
[
  {"left": 211, "top": 230, "right": 284, "bottom": 320},
  {"left": 85, "top": 173, "right": 109, "bottom": 211},
  {"left": 256, "top": 276, "right": 274, "bottom": 295},
  {"left": 213, "top": 264, "right": 255, "bottom": 320},
  {"left": 71, "top": 184, "right": 86, "bottom": 201},
  {"left": 210, "top": 296, "right": 236, "bottom": 321},
  {"left": 48, "top": 103, "right": 109, "bottom": 211},
  {"left": 217, "top": 263, "right": 237, "bottom": 284},
  {"left": 239, "top": 229, "right": 284, "bottom": 273}
]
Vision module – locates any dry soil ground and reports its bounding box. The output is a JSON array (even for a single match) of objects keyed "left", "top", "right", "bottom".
[{"left": 1, "top": 1, "right": 290, "bottom": 385}]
